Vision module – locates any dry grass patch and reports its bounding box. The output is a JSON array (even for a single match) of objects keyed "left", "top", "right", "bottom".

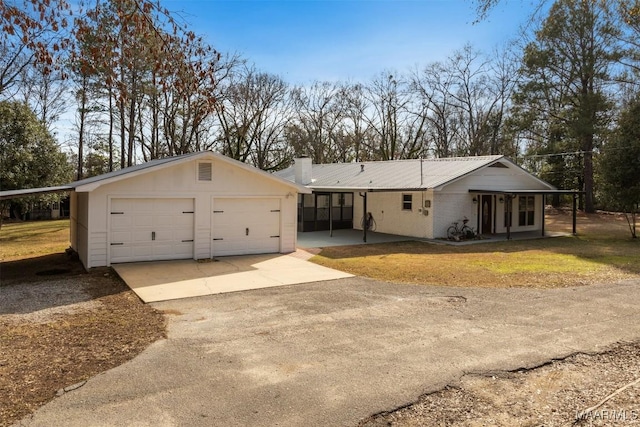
[
  {"left": 312, "top": 210, "right": 639, "bottom": 288},
  {"left": 0, "top": 219, "right": 70, "bottom": 261},
  {"left": 0, "top": 220, "right": 166, "bottom": 427}
]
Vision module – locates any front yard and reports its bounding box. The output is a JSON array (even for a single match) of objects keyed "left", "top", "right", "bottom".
[
  {"left": 312, "top": 209, "right": 639, "bottom": 288},
  {"left": 1, "top": 211, "right": 638, "bottom": 427}
]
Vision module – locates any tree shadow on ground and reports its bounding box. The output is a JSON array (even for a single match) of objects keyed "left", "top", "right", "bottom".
[{"left": 0, "top": 252, "right": 129, "bottom": 315}]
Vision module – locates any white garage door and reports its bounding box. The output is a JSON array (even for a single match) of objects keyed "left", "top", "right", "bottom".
[
  {"left": 212, "top": 198, "right": 280, "bottom": 256},
  {"left": 110, "top": 198, "right": 194, "bottom": 264}
]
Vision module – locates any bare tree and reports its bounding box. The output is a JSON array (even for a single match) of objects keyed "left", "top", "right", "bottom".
[
  {"left": 286, "top": 81, "right": 345, "bottom": 163},
  {"left": 214, "top": 65, "right": 292, "bottom": 170},
  {"left": 411, "top": 62, "right": 460, "bottom": 157},
  {"left": 361, "top": 72, "right": 429, "bottom": 160}
]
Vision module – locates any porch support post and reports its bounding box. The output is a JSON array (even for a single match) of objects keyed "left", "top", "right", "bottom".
[
  {"left": 360, "top": 191, "right": 368, "bottom": 242},
  {"left": 506, "top": 194, "right": 512, "bottom": 240},
  {"left": 541, "top": 194, "right": 546, "bottom": 237},
  {"left": 572, "top": 193, "right": 578, "bottom": 235},
  {"left": 329, "top": 192, "right": 333, "bottom": 238}
]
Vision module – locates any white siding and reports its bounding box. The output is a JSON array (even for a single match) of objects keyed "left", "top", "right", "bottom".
[
  {"left": 69, "top": 191, "right": 78, "bottom": 252},
  {"left": 353, "top": 190, "right": 434, "bottom": 238},
  {"left": 443, "top": 164, "right": 551, "bottom": 192},
  {"left": 72, "top": 192, "right": 90, "bottom": 268},
  {"left": 432, "top": 191, "right": 479, "bottom": 239},
  {"left": 79, "top": 156, "right": 299, "bottom": 268}
]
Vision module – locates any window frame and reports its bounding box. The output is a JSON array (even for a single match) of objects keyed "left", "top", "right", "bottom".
[
  {"left": 518, "top": 195, "right": 535, "bottom": 226},
  {"left": 402, "top": 194, "right": 413, "bottom": 211}
]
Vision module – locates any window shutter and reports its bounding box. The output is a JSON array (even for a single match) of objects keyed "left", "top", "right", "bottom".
[{"left": 198, "top": 162, "right": 212, "bottom": 181}]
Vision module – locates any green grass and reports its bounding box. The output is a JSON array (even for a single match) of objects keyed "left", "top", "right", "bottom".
[{"left": 0, "top": 219, "right": 70, "bottom": 261}]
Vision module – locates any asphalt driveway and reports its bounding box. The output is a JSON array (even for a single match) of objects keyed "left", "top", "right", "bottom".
[{"left": 17, "top": 277, "right": 640, "bottom": 427}]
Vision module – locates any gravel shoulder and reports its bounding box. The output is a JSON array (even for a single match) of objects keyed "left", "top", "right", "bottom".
[
  {"left": 0, "top": 253, "right": 166, "bottom": 427},
  {"left": 360, "top": 341, "right": 640, "bottom": 427}
]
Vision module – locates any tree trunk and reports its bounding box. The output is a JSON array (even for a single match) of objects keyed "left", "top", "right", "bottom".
[
  {"left": 583, "top": 148, "right": 595, "bottom": 213},
  {"left": 108, "top": 85, "right": 114, "bottom": 172},
  {"left": 77, "top": 82, "right": 87, "bottom": 180}
]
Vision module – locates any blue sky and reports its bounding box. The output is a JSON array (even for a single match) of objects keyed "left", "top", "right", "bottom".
[{"left": 165, "top": 0, "right": 535, "bottom": 84}]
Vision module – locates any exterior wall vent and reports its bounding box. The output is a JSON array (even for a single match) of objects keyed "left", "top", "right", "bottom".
[{"left": 198, "top": 162, "right": 212, "bottom": 181}]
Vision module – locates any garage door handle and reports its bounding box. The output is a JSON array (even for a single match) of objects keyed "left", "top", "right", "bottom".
[
  {"left": 152, "top": 231, "right": 156, "bottom": 241},
  {"left": 246, "top": 228, "right": 249, "bottom": 236}
]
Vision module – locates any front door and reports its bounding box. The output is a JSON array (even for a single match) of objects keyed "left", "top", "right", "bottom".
[{"left": 481, "top": 195, "right": 493, "bottom": 234}]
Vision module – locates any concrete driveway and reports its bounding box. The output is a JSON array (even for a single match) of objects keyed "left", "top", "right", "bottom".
[
  {"left": 112, "top": 250, "right": 352, "bottom": 302},
  {"left": 18, "top": 277, "right": 640, "bottom": 427}
]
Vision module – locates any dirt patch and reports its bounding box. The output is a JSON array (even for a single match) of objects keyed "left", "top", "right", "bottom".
[
  {"left": 360, "top": 341, "right": 640, "bottom": 427},
  {"left": 0, "top": 255, "right": 166, "bottom": 427}
]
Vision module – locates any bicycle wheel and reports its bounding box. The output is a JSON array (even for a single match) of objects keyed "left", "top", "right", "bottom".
[
  {"left": 446, "top": 225, "right": 458, "bottom": 240},
  {"left": 461, "top": 225, "right": 475, "bottom": 239}
]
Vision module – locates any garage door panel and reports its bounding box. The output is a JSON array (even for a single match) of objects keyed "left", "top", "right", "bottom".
[
  {"left": 154, "top": 216, "right": 173, "bottom": 228},
  {"left": 111, "top": 215, "right": 132, "bottom": 229},
  {"left": 212, "top": 198, "right": 281, "bottom": 257},
  {"left": 111, "top": 231, "right": 132, "bottom": 243},
  {"left": 134, "top": 215, "right": 154, "bottom": 227},
  {"left": 110, "top": 246, "right": 132, "bottom": 260},
  {"left": 110, "top": 198, "right": 194, "bottom": 264}
]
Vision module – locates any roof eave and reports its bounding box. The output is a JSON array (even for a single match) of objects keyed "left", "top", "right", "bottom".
[
  {"left": 72, "top": 151, "right": 311, "bottom": 194},
  {"left": 307, "top": 185, "right": 429, "bottom": 192},
  {"left": 0, "top": 185, "right": 73, "bottom": 201}
]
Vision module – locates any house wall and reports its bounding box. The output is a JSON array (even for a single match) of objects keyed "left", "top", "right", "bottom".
[
  {"left": 69, "top": 191, "right": 90, "bottom": 268},
  {"left": 353, "top": 190, "right": 434, "bottom": 238},
  {"left": 492, "top": 194, "right": 543, "bottom": 234},
  {"left": 432, "top": 191, "right": 479, "bottom": 239},
  {"left": 439, "top": 166, "right": 548, "bottom": 236},
  {"left": 81, "top": 157, "right": 298, "bottom": 268}
]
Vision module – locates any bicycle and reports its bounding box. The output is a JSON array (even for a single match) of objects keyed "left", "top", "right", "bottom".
[{"left": 447, "top": 217, "right": 476, "bottom": 241}]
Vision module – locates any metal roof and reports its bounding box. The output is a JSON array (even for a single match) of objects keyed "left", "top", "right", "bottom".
[
  {"left": 275, "top": 156, "right": 521, "bottom": 190},
  {"left": 1, "top": 151, "right": 310, "bottom": 200},
  {"left": 0, "top": 185, "right": 73, "bottom": 201}
]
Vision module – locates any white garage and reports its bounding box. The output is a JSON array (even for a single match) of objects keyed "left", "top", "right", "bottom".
[{"left": 65, "top": 151, "right": 309, "bottom": 269}]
